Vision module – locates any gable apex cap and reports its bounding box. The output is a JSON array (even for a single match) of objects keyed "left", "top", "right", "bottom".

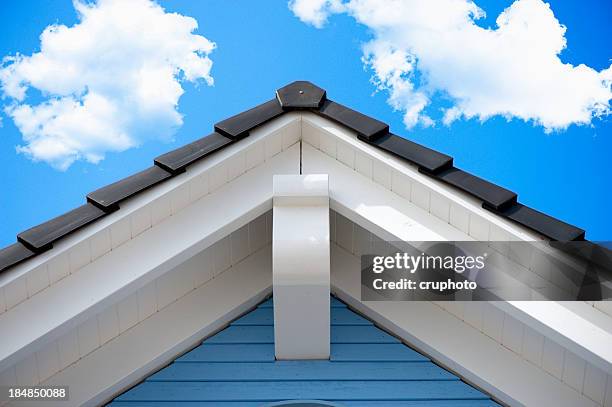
[{"left": 276, "top": 80, "right": 327, "bottom": 110}]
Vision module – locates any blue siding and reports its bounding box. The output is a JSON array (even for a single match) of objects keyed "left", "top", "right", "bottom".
[{"left": 111, "top": 297, "right": 499, "bottom": 406}]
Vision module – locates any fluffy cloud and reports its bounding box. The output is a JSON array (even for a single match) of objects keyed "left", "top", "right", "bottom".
[
  {"left": 290, "top": 0, "right": 612, "bottom": 131},
  {"left": 0, "top": 0, "right": 215, "bottom": 170}
]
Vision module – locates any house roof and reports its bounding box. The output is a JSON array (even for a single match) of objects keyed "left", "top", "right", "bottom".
[
  {"left": 111, "top": 296, "right": 499, "bottom": 406},
  {"left": 0, "top": 80, "right": 593, "bottom": 273}
]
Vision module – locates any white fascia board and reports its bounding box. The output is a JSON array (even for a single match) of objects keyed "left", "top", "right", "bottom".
[
  {"left": 0, "top": 142, "right": 299, "bottom": 372},
  {"left": 495, "top": 301, "right": 612, "bottom": 374},
  {"left": 301, "top": 112, "right": 543, "bottom": 242},
  {"left": 302, "top": 141, "right": 469, "bottom": 242},
  {"left": 302, "top": 142, "right": 612, "bottom": 376},
  {"left": 35, "top": 245, "right": 273, "bottom": 407},
  {"left": 330, "top": 244, "right": 598, "bottom": 407},
  {"left": 0, "top": 112, "right": 301, "bottom": 289}
]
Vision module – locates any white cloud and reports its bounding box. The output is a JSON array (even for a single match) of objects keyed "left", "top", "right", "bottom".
[
  {"left": 0, "top": 0, "right": 215, "bottom": 170},
  {"left": 290, "top": 0, "right": 612, "bottom": 131}
]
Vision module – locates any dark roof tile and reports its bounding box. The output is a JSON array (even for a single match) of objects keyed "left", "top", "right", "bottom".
[
  {"left": 155, "top": 132, "right": 233, "bottom": 174},
  {"left": 0, "top": 80, "right": 592, "bottom": 273},
  {"left": 0, "top": 243, "right": 36, "bottom": 272},
  {"left": 87, "top": 166, "right": 172, "bottom": 212},
  {"left": 362, "top": 132, "right": 453, "bottom": 173},
  {"left": 17, "top": 203, "right": 106, "bottom": 252},
  {"left": 215, "top": 99, "right": 284, "bottom": 139},
  {"left": 434, "top": 167, "right": 517, "bottom": 211},
  {"left": 494, "top": 203, "right": 585, "bottom": 241},
  {"left": 317, "top": 100, "right": 389, "bottom": 140}
]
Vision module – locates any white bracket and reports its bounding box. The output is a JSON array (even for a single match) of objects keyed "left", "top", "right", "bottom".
[{"left": 272, "top": 174, "right": 330, "bottom": 360}]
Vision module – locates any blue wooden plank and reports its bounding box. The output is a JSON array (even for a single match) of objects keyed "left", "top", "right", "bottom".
[
  {"left": 232, "top": 308, "right": 371, "bottom": 326},
  {"left": 341, "top": 401, "right": 499, "bottom": 406},
  {"left": 110, "top": 403, "right": 259, "bottom": 407},
  {"left": 205, "top": 326, "right": 273, "bottom": 344},
  {"left": 206, "top": 326, "right": 399, "bottom": 344},
  {"left": 116, "top": 380, "right": 490, "bottom": 402},
  {"left": 148, "top": 361, "right": 456, "bottom": 382},
  {"left": 332, "top": 344, "right": 428, "bottom": 362},
  {"left": 110, "top": 402, "right": 498, "bottom": 407},
  {"left": 259, "top": 297, "right": 346, "bottom": 308},
  {"left": 331, "top": 308, "right": 372, "bottom": 325},
  {"left": 177, "top": 344, "right": 275, "bottom": 362}
]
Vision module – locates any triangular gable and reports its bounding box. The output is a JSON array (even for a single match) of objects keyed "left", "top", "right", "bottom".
[{"left": 112, "top": 296, "right": 498, "bottom": 406}]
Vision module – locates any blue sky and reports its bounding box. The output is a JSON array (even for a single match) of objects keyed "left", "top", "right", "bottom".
[{"left": 0, "top": 0, "right": 610, "bottom": 246}]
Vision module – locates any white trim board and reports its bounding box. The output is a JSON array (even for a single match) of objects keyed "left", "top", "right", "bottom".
[
  {"left": 302, "top": 135, "right": 612, "bottom": 379},
  {"left": 329, "top": 243, "right": 599, "bottom": 407},
  {"left": 0, "top": 143, "right": 299, "bottom": 373},
  {"left": 25, "top": 245, "right": 273, "bottom": 407}
]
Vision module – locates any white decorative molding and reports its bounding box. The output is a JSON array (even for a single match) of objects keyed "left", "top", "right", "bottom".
[{"left": 272, "top": 174, "right": 330, "bottom": 360}]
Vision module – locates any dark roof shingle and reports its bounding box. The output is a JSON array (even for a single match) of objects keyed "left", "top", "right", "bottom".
[{"left": 0, "top": 80, "right": 592, "bottom": 272}]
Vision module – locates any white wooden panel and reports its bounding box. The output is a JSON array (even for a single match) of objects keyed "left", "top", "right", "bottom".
[
  {"left": 208, "top": 163, "right": 228, "bottom": 192},
  {"left": 231, "top": 224, "right": 250, "bottom": 264},
  {"left": 41, "top": 245, "right": 272, "bottom": 407},
  {"left": 469, "top": 214, "right": 490, "bottom": 241},
  {"left": 90, "top": 229, "right": 111, "bottom": 261},
  {"left": 150, "top": 194, "right": 172, "bottom": 226},
  {"left": 5, "top": 276, "right": 27, "bottom": 309},
  {"left": 97, "top": 306, "right": 119, "bottom": 345},
  {"left": 502, "top": 314, "right": 524, "bottom": 354},
  {"left": 35, "top": 343, "right": 60, "bottom": 382},
  {"left": 336, "top": 139, "right": 355, "bottom": 169},
  {"left": 320, "top": 132, "right": 336, "bottom": 158},
  {"left": 57, "top": 331, "right": 79, "bottom": 370},
  {"left": 335, "top": 212, "right": 353, "bottom": 253},
  {"left": 170, "top": 183, "right": 191, "bottom": 215},
  {"left": 410, "top": 181, "right": 430, "bottom": 211},
  {"left": 354, "top": 151, "right": 372, "bottom": 179},
  {"left": 117, "top": 295, "right": 138, "bottom": 334},
  {"left": 330, "top": 244, "right": 598, "bottom": 407},
  {"left": 246, "top": 141, "right": 265, "bottom": 170},
  {"left": 302, "top": 119, "right": 320, "bottom": 149},
  {"left": 69, "top": 240, "right": 91, "bottom": 273},
  {"left": 604, "top": 374, "right": 612, "bottom": 407},
  {"left": 0, "top": 288, "right": 5, "bottom": 314},
  {"left": 391, "top": 171, "right": 411, "bottom": 200},
  {"left": 0, "top": 366, "right": 17, "bottom": 386},
  {"left": 15, "top": 354, "right": 38, "bottom": 386},
  {"left": 463, "top": 302, "right": 484, "bottom": 331},
  {"left": 522, "top": 325, "right": 545, "bottom": 366},
  {"left": 249, "top": 213, "right": 268, "bottom": 253},
  {"left": 542, "top": 337, "right": 566, "bottom": 379},
  {"left": 583, "top": 363, "right": 607, "bottom": 404},
  {"left": 26, "top": 265, "right": 49, "bottom": 297},
  {"left": 129, "top": 207, "right": 152, "bottom": 239},
  {"left": 47, "top": 253, "right": 69, "bottom": 285},
  {"left": 563, "top": 350, "right": 587, "bottom": 392},
  {"left": 264, "top": 130, "right": 282, "bottom": 159},
  {"left": 110, "top": 217, "right": 131, "bottom": 249},
  {"left": 137, "top": 282, "right": 158, "bottom": 322},
  {"left": 211, "top": 236, "right": 231, "bottom": 277},
  {"left": 430, "top": 191, "right": 450, "bottom": 223},
  {"left": 482, "top": 303, "right": 505, "bottom": 342},
  {"left": 450, "top": 203, "right": 470, "bottom": 234},
  {"left": 302, "top": 143, "right": 468, "bottom": 243},
  {"left": 0, "top": 144, "right": 298, "bottom": 373},
  {"left": 77, "top": 318, "right": 100, "bottom": 358},
  {"left": 372, "top": 160, "right": 392, "bottom": 190},
  {"left": 189, "top": 172, "right": 210, "bottom": 203}
]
